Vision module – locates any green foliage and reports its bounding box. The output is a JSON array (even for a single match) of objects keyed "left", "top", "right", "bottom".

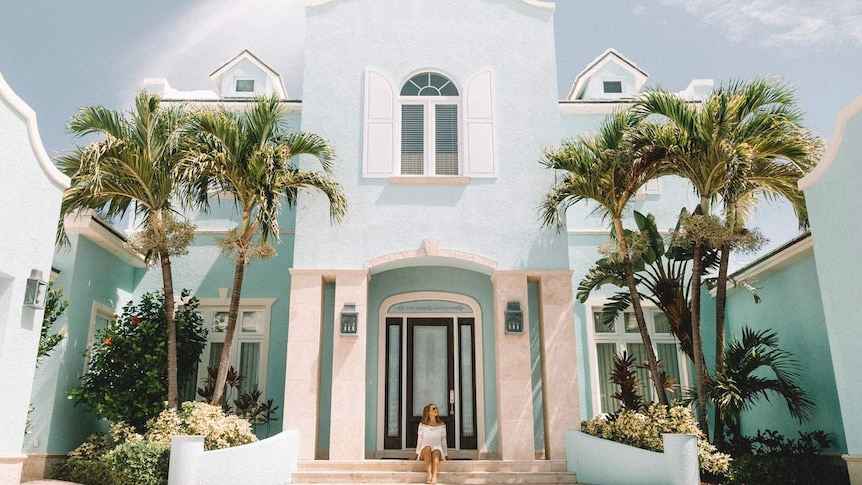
[
  {"left": 38, "top": 280, "right": 68, "bottom": 365},
  {"left": 146, "top": 401, "right": 257, "bottom": 450},
  {"left": 609, "top": 351, "right": 644, "bottom": 412},
  {"left": 725, "top": 430, "right": 848, "bottom": 485},
  {"left": 581, "top": 404, "right": 731, "bottom": 476},
  {"left": 51, "top": 433, "right": 113, "bottom": 485},
  {"left": 104, "top": 440, "right": 170, "bottom": 485},
  {"left": 196, "top": 365, "right": 281, "bottom": 437},
  {"left": 68, "top": 290, "right": 207, "bottom": 430}
]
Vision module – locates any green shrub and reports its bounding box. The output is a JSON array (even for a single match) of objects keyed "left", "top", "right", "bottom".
[
  {"left": 51, "top": 433, "right": 113, "bottom": 485},
  {"left": 69, "top": 290, "right": 207, "bottom": 430},
  {"left": 105, "top": 440, "right": 170, "bottom": 485},
  {"left": 725, "top": 430, "right": 849, "bottom": 485},
  {"left": 581, "top": 404, "right": 731, "bottom": 476}
]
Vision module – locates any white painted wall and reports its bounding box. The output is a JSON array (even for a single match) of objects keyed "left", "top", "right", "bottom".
[{"left": 0, "top": 72, "right": 67, "bottom": 481}]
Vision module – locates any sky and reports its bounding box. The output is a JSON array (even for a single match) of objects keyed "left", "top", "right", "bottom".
[{"left": 1, "top": 0, "right": 860, "bottom": 257}]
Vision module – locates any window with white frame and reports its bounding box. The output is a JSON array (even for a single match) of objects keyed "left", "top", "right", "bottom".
[
  {"left": 85, "top": 302, "right": 116, "bottom": 372},
  {"left": 234, "top": 78, "right": 255, "bottom": 93},
  {"left": 194, "top": 299, "right": 274, "bottom": 400},
  {"left": 588, "top": 306, "right": 687, "bottom": 414},
  {"left": 399, "top": 72, "right": 460, "bottom": 176}
]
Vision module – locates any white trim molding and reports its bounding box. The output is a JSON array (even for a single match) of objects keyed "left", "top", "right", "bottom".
[
  {"left": 0, "top": 72, "right": 69, "bottom": 190},
  {"left": 365, "top": 238, "right": 498, "bottom": 275},
  {"left": 63, "top": 210, "right": 146, "bottom": 268},
  {"left": 799, "top": 92, "right": 862, "bottom": 191}
]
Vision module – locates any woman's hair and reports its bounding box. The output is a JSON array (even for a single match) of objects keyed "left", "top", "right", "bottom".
[{"left": 420, "top": 403, "right": 444, "bottom": 425}]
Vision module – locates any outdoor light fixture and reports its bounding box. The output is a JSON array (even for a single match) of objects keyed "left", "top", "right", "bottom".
[
  {"left": 23, "top": 269, "right": 48, "bottom": 310},
  {"left": 340, "top": 303, "right": 358, "bottom": 335},
  {"left": 505, "top": 301, "right": 524, "bottom": 334}
]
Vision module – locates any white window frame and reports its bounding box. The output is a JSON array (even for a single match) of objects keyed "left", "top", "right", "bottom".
[
  {"left": 195, "top": 297, "right": 276, "bottom": 399},
  {"left": 397, "top": 72, "right": 463, "bottom": 177},
  {"left": 585, "top": 301, "right": 689, "bottom": 416},
  {"left": 84, "top": 301, "right": 116, "bottom": 373},
  {"left": 633, "top": 178, "right": 661, "bottom": 199},
  {"left": 234, "top": 77, "right": 256, "bottom": 94}
]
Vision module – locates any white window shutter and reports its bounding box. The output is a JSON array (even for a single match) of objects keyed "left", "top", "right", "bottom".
[
  {"left": 465, "top": 71, "right": 495, "bottom": 177},
  {"left": 364, "top": 70, "right": 395, "bottom": 177}
]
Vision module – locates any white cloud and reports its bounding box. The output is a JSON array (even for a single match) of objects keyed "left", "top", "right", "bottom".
[
  {"left": 632, "top": 4, "right": 647, "bottom": 16},
  {"left": 662, "top": 0, "right": 862, "bottom": 47}
]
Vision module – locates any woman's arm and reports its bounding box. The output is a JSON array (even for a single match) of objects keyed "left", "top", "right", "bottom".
[{"left": 415, "top": 424, "right": 425, "bottom": 458}]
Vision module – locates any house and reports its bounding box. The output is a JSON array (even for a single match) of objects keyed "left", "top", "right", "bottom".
[{"left": 3, "top": 0, "right": 857, "bottom": 483}]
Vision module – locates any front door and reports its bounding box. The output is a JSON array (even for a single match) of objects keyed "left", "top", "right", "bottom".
[{"left": 383, "top": 315, "right": 478, "bottom": 452}]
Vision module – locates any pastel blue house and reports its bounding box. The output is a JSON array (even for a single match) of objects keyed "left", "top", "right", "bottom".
[{"left": 2, "top": 0, "right": 858, "bottom": 483}]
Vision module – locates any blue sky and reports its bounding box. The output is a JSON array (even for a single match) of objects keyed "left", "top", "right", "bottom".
[{"left": 1, "top": 0, "right": 860, "bottom": 256}]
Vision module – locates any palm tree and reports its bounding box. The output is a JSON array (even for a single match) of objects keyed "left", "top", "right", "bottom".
[
  {"left": 709, "top": 327, "right": 814, "bottom": 447},
  {"left": 633, "top": 78, "right": 822, "bottom": 438},
  {"left": 57, "top": 92, "right": 195, "bottom": 410},
  {"left": 541, "top": 110, "right": 670, "bottom": 405},
  {"left": 182, "top": 95, "right": 348, "bottom": 405}
]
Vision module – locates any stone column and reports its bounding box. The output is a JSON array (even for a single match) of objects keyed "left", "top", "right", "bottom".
[
  {"left": 284, "top": 270, "right": 326, "bottom": 460},
  {"left": 491, "top": 271, "right": 534, "bottom": 460},
  {"left": 329, "top": 270, "right": 369, "bottom": 460},
  {"left": 537, "top": 271, "right": 579, "bottom": 460}
]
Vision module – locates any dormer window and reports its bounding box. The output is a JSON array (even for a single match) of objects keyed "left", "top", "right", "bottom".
[
  {"left": 602, "top": 80, "right": 622, "bottom": 94},
  {"left": 235, "top": 79, "right": 255, "bottom": 93},
  {"left": 399, "top": 73, "right": 460, "bottom": 175}
]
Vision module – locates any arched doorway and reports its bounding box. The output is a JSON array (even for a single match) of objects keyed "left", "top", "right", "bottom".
[{"left": 377, "top": 292, "right": 484, "bottom": 458}]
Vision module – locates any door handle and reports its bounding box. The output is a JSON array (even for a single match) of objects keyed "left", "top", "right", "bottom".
[{"left": 449, "top": 389, "right": 455, "bottom": 415}]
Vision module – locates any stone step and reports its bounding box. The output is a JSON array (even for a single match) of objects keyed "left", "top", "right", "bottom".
[{"left": 292, "top": 460, "right": 577, "bottom": 484}]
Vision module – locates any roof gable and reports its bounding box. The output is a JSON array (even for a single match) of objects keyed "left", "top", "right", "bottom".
[
  {"left": 566, "top": 48, "right": 648, "bottom": 101},
  {"left": 209, "top": 49, "right": 288, "bottom": 99}
]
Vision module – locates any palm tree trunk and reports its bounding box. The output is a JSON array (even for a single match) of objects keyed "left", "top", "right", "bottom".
[
  {"left": 160, "top": 250, "right": 179, "bottom": 410},
  {"left": 210, "top": 252, "right": 247, "bottom": 405},
  {"left": 713, "top": 242, "right": 731, "bottom": 444},
  {"left": 690, "top": 241, "right": 710, "bottom": 440},
  {"left": 615, "top": 217, "right": 669, "bottom": 406}
]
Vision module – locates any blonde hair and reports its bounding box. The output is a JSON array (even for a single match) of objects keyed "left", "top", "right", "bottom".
[{"left": 421, "top": 403, "right": 444, "bottom": 425}]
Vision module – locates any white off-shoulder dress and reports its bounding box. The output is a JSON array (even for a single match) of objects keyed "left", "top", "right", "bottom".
[{"left": 415, "top": 423, "right": 448, "bottom": 458}]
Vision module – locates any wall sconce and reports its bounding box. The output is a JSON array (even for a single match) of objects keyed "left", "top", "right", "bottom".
[
  {"left": 505, "top": 301, "right": 524, "bottom": 334},
  {"left": 340, "top": 303, "right": 358, "bottom": 335},
  {"left": 23, "top": 269, "right": 48, "bottom": 310}
]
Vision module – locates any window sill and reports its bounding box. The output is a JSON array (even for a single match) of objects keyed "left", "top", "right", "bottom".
[{"left": 389, "top": 176, "right": 471, "bottom": 186}]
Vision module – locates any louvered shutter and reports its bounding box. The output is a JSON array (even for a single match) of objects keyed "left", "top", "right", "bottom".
[
  {"left": 465, "top": 71, "right": 495, "bottom": 177},
  {"left": 364, "top": 70, "right": 395, "bottom": 177}
]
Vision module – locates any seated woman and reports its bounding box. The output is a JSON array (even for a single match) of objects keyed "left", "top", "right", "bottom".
[{"left": 415, "top": 403, "right": 448, "bottom": 484}]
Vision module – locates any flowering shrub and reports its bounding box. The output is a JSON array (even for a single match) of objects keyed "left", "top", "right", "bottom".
[
  {"left": 581, "top": 404, "right": 731, "bottom": 475},
  {"left": 146, "top": 401, "right": 257, "bottom": 450},
  {"left": 68, "top": 290, "right": 207, "bottom": 430}
]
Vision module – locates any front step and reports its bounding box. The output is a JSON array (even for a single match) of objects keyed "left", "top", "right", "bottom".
[{"left": 292, "top": 460, "right": 577, "bottom": 484}]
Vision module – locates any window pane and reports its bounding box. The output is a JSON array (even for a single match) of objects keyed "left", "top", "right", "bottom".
[
  {"left": 658, "top": 343, "right": 682, "bottom": 402},
  {"left": 654, "top": 311, "right": 671, "bottom": 334},
  {"left": 240, "top": 342, "right": 261, "bottom": 392},
  {"left": 596, "top": 343, "right": 616, "bottom": 413},
  {"left": 603, "top": 81, "right": 622, "bottom": 93},
  {"left": 400, "top": 81, "right": 421, "bottom": 96},
  {"left": 387, "top": 324, "right": 401, "bottom": 438},
  {"left": 593, "top": 311, "right": 614, "bottom": 333},
  {"left": 401, "top": 105, "right": 424, "bottom": 174},
  {"left": 242, "top": 311, "right": 263, "bottom": 333},
  {"left": 209, "top": 342, "right": 224, "bottom": 371},
  {"left": 412, "top": 326, "right": 448, "bottom": 417},
  {"left": 460, "top": 324, "right": 475, "bottom": 437},
  {"left": 435, "top": 104, "right": 458, "bottom": 175},
  {"left": 625, "top": 343, "right": 651, "bottom": 400},
  {"left": 624, "top": 313, "right": 639, "bottom": 333},
  {"left": 213, "top": 312, "right": 228, "bottom": 333},
  {"left": 235, "top": 79, "right": 255, "bottom": 92}
]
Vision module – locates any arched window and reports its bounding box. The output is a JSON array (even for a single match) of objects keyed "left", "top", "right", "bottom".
[{"left": 399, "top": 72, "right": 460, "bottom": 175}]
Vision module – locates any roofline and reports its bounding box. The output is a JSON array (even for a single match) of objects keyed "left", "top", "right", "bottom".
[
  {"left": 567, "top": 48, "right": 649, "bottom": 101},
  {"left": 0, "top": 72, "right": 69, "bottom": 190},
  {"left": 799, "top": 91, "right": 862, "bottom": 190},
  {"left": 728, "top": 231, "right": 813, "bottom": 282},
  {"left": 209, "top": 49, "right": 288, "bottom": 99}
]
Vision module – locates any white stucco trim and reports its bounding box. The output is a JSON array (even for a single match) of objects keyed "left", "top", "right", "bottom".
[
  {"left": 306, "top": 0, "right": 554, "bottom": 9},
  {"left": 63, "top": 210, "right": 146, "bottom": 268},
  {"left": 799, "top": 92, "right": 862, "bottom": 191},
  {"left": 376, "top": 291, "right": 486, "bottom": 458},
  {"left": 365, "top": 238, "right": 498, "bottom": 275},
  {"left": 0, "top": 72, "right": 69, "bottom": 190}
]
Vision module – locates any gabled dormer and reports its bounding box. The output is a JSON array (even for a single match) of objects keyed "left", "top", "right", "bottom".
[
  {"left": 209, "top": 49, "right": 288, "bottom": 99},
  {"left": 566, "top": 48, "right": 648, "bottom": 101}
]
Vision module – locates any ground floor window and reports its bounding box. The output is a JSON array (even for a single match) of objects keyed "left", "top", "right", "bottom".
[
  {"left": 185, "top": 297, "right": 275, "bottom": 403},
  {"left": 587, "top": 305, "right": 688, "bottom": 414},
  {"left": 84, "top": 301, "right": 116, "bottom": 372}
]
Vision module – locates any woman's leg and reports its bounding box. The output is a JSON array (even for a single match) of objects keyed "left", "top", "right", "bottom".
[
  {"left": 430, "top": 449, "right": 442, "bottom": 483},
  {"left": 419, "top": 447, "right": 432, "bottom": 482}
]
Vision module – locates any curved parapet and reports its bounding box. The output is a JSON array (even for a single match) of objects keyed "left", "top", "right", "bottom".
[
  {"left": 799, "top": 92, "right": 862, "bottom": 191},
  {"left": 0, "top": 72, "right": 69, "bottom": 190}
]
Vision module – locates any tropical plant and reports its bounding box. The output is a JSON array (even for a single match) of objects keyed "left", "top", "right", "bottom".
[
  {"left": 726, "top": 429, "right": 847, "bottom": 485},
  {"left": 57, "top": 91, "right": 196, "bottom": 409},
  {"left": 196, "top": 365, "right": 281, "bottom": 437},
  {"left": 632, "top": 79, "right": 823, "bottom": 437},
  {"left": 609, "top": 351, "right": 645, "bottom": 412},
  {"left": 541, "top": 110, "right": 672, "bottom": 404},
  {"left": 68, "top": 290, "right": 207, "bottom": 430},
  {"left": 38, "top": 280, "right": 68, "bottom": 365},
  {"left": 181, "top": 95, "right": 347, "bottom": 404},
  {"left": 706, "top": 327, "right": 814, "bottom": 446}
]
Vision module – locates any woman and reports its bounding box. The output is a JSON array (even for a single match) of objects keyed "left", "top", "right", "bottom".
[{"left": 415, "top": 403, "right": 448, "bottom": 484}]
